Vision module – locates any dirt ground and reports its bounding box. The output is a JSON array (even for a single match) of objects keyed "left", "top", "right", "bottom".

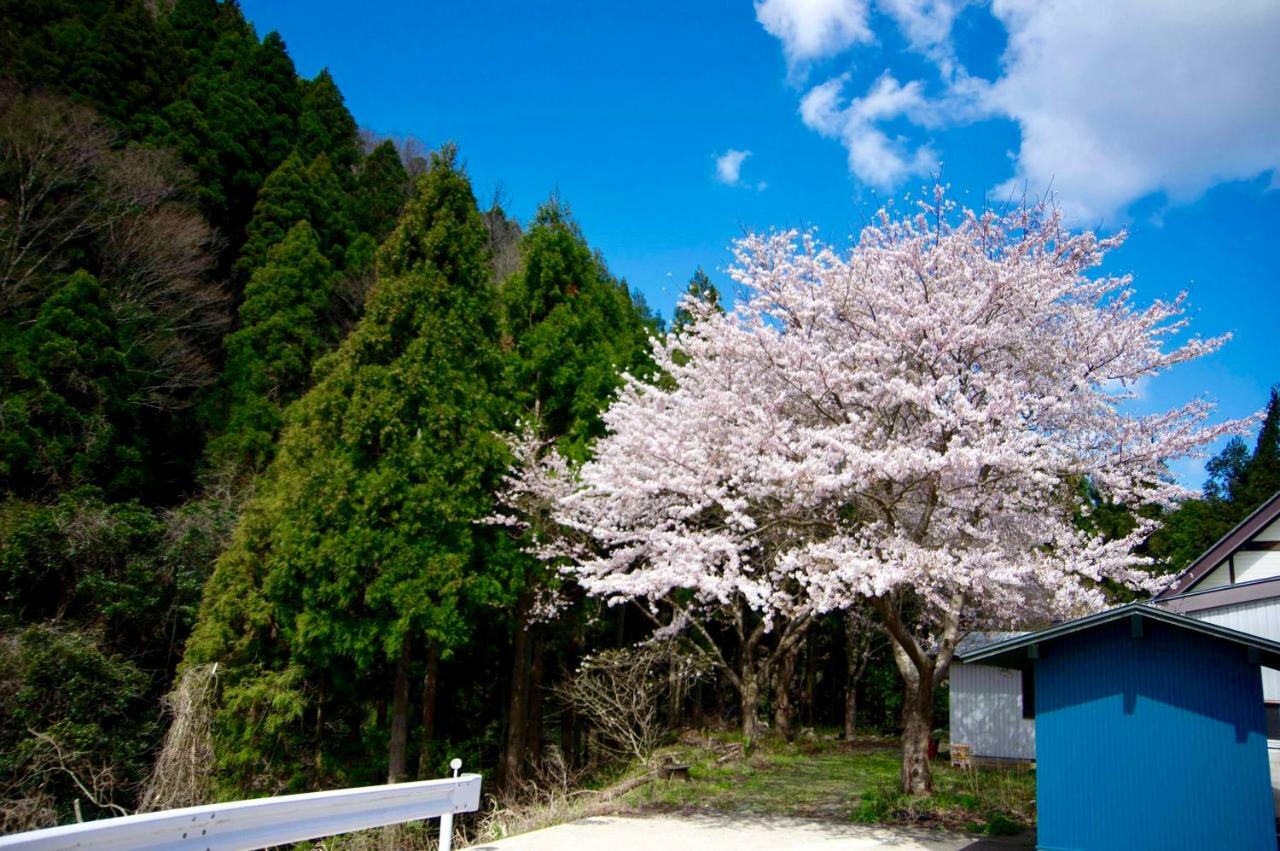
[{"left": 467, "top": 813, "right": 1035, "bottom": 851}]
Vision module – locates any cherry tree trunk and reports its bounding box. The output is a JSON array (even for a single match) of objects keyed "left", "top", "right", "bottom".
[
  {"left": 899, "top": 679, "right": 935, "bottom": 794},
  {"left": 877, "top": 599, "right": 953, "bottom": 794}
]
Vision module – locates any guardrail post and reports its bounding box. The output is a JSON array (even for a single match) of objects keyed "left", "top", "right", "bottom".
[{"left": 438, "top": 758, "right": 462, "bottom": 851}]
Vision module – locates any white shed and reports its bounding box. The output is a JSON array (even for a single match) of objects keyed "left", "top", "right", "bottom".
[{"left": 948, "top": 631, "right": 1036, "bottom": 764}]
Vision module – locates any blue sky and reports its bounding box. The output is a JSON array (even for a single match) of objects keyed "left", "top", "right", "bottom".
[{"left": 240, "top": 0, "right": 1279, "bottom": 485}]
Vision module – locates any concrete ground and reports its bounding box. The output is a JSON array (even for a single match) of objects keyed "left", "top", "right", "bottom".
[{"left": 467, "top": 813, "right": 1034, "bottom": 851}]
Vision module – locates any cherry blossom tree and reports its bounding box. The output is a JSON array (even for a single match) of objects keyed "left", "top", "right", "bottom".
[{"left": 497, "top": 192, "right": 1251, "bottom": 793}]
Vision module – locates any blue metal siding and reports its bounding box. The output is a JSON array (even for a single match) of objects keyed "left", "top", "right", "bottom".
[{"left": 1036, "top": 620, "right": 1274, "bottom": 851}]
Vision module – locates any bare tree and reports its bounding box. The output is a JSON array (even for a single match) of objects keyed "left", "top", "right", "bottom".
[
  {"left": 0, "top": 88, "right": 112, "bottom": 307},
  {"left": 0, "top": 728, "right": 132, "bottom": 832},
  {"left": 100, "top": 146, "right": 227, "bottom": 407},
  {"left": 0, "top": 90, "right": 227, "bottom": 407},
  {"left": 554, "top": 640, "right": 709, "bottom": 764},
  {"left": 483, "top": 187, "right": 524, "bottom": 284},
  {"left": 396, "top": 137, "right": 430, "bottom": 180}
]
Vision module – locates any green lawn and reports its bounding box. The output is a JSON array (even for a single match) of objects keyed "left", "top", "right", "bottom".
[{"left": 617, "top": 731, "right": 1035, "bottom": 837}]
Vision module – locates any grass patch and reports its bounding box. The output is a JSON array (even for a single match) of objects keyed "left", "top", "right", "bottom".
[{"left": 617, "top": 729, "right": 1035, "bottom": 836}]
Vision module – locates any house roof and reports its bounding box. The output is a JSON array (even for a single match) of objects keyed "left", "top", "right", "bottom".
[
  {"left": 1157, "top": 490, "right": 1280, "bottom": 598},
  {"left": 1156, "top": 575, "right": 1280, "bottom": 614},
  {"left": 956, "top": 601, "right": 1280, "bottom": 673}
]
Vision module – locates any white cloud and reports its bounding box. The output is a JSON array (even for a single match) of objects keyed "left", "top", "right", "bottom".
[
  {"left": 987, "top": 0, "right": 1280, "bottom": 220},
  {"left": 877, "top": 0, "right": 967, "bottom": 78},
  {"left": 715, "top": 149, "right": 753, "bottom": 186},
  {"left": 759, "top": 0, "right": 1280, "bottom": 218},
  {"left": 1102, "top": 374, "right": 1151, "bottom": 402},
  {"left": 800, "top": 73, "right": 938, "bottom": 188},
  {"left": 754, "top": 0, "right": 873, "bottom": 73}
]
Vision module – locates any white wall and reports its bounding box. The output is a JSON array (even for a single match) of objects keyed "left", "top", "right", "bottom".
[
  {"left": 1257, "top": 517, "right": 1280, "bottom": 542},
  {"left": 1194, "top": 517, "right": 1280, "bottom": 588},
  {"left": 949, "top": 662, "right": 1036, "bottom": 761}
]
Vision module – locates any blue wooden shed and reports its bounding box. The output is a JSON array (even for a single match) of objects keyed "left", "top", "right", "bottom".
[{"left": 961, "top": 603, "right": 1280, "bottom": 851}]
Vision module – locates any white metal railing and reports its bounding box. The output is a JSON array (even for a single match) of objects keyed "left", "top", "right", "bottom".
[{"left": 0, "top": 760, "right": 481, "bottom": 851}]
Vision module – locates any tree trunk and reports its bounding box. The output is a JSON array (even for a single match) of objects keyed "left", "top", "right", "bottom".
[
  {"left": 668, "top": 660, "right": 684, "bottom": 728},
  {"left": 899, "top": 677, "right": 935, "bottom": 795},
  {"left": 387, "top": 637, "right": 412, "bottom": 784},
  {"left": 561, "top": 700, "right": 576, "bottom": 771},
  {"left": 772, "top": 642, "right": 800, "bottom": 740},
  {"left": 416, "top": 642, "right": 439, "bottom": 779},
  {"left": 561, "top": 636, "right": 579, "bottom": 771},
  {"left": 803, "top": 632, "right": 816, "bottom": 728},
  {"left": 525, "top": 631, "right": 545, "bottom": 766},
  {"left": 843, "top": 610, "right": 871, "bottom": 741},
  {"left": 312, "top": 690, "right": 326, "bottom": 773},
  {"left": 614, "top": 602, "right": 626, "bottom": 646},
  {"left": 872, "top": 594, "right": 962, "bottom": 795},
  {"left": 844, "top": 678, "right": 858, "bottom": 742},
  {"left": 740, "top": 665, "right": 761, "bottom": 745},
  {"left": 501, "top": 591, "right": 534, "bottom": 787}
]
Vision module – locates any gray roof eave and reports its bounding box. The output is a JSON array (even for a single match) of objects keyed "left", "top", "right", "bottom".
[{"left": 957, "top": 601, "right": 1280, "bottom": 672}]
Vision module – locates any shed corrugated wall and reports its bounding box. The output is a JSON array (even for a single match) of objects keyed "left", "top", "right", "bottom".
[
  {"left": 949, "top": 662, "right": 1036, "bottom": 760},
  {"left": 1036, "top": 619, "right": 1274, "bottom": 851}
]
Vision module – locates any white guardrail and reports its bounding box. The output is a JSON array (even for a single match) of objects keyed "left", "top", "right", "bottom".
[{"left": 0, "top": 761, "right": 481, "bottom": 851}]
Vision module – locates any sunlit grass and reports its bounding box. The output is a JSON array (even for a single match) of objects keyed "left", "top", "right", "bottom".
[{"left": 619, "top": 730, "right": 1035, "bottom": 836}]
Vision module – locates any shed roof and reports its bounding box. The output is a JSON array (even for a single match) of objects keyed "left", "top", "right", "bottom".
[
  {"left": 1157, "top": 489, "right": 1280, "bottom": 597},
  {"left": 955, "top": 630, "right": 1028, "bottom": 657},
  {"left": 957, "top": 601, "right": 1280, "bottom": 672}
]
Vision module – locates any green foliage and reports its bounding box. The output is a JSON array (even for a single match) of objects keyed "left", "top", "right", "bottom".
[
  {"left": 210, "top": 221, "right": 337, "bottom": 474},
  {"left": 0, "top": 0, "right": 407, "bottom": 816},
  {"left": 235, "top": 151, "right": 356, "bottom": 282},
  {"left": 148, "top": 8, "right": 301, "bottom": 255},
  {"left": 1150, "top": 387, "right": 1280, "bottom": 573},
  {"left": 503, "top": 199, "right": 656, "bottom": 456},
  {"left": 0, "top": 0, "right": 184, "bottom": 136},
  {"left": 0, "top": 625, "right": 156, "bottom": 827},
  {"left": 671, "top": 266, "right": 722, "bottom": 333},
  {"left": 297, "top": 69, "right": 359, "bottom": 177},
  {"left": 0, "top": 271, "right": 145, "bottom": 498},
  {"left": 354, "top": 140, "right": 411, "bottom": 241},
  {"left": 0, "top": 488, "right": 225, "bottom": 663},
  {"left": 187, "top": 148, "right": 510, "bottom": 792},
  {"left": 210, "top": 664, "right": 309, "bottom": 794}
]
